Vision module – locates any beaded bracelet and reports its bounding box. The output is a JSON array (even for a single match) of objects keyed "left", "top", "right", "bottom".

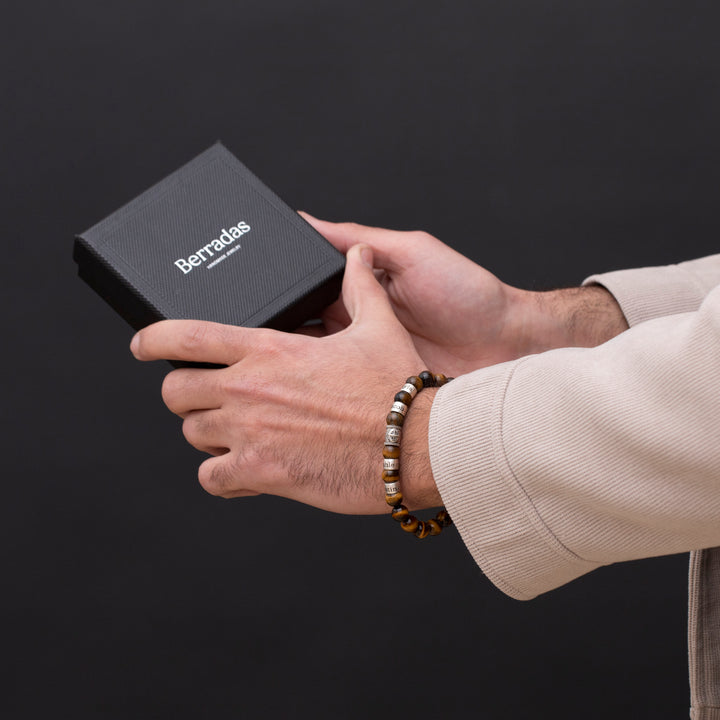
[{"left": 383, "top": 371, "right": 454, "bottom": 539}]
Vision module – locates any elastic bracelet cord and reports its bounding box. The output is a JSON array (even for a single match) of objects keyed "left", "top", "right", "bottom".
[{"left": 383, "top": 371, "right": 454, "bottom": 539}]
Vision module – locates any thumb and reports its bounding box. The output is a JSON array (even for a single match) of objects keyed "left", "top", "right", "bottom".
[{"left": 342, "top": 244, "right": 396, "bottom": 325}]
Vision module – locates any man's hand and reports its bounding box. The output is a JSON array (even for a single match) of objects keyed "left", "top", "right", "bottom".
[
  {"left": 301, "top": 214, "right": 629, "bottom": 375},
  {"left": 130, "top": 245, "right": 442, "bottom": 513}
]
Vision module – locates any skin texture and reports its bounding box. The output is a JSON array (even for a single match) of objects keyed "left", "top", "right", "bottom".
[
  {"left": 299, "top": 213, "right": 628, "bottom": 370},
  {"left": 132, "top": 245, "right": 439, "bottom": 513},
  {"left": 131, "top": 218, "right": 629, "bottom": 513}
]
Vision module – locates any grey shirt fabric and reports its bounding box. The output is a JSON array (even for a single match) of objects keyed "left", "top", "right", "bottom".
[{"left": 428, "top": 254, "right": 720, "bottom": 717}]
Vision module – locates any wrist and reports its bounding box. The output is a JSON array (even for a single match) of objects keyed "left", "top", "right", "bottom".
[
  {"left": 396, "top": 387, "right": 443, "bottom": 511},
  {"left": 504, "top": 284, "right": 629, "bottom": 355}
]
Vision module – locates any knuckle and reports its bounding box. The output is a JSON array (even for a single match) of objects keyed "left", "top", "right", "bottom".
[
  {"left": 182, "top": 412, "right": 218, "bottom": 449},
  {"left": 179, "top": 322, "right": 217, "bottom": 355},
  {"left": 181, "top": 414, "right": 200, "bottom": 445},
  {"left": 198, "top": 459, "right": 233, "bottom": 497},
  {"left": 161, "top": 371, "right": 182, "bottom": 410},
  {"left": 411, "top": 230, "right": 434, "bottom": 245}
]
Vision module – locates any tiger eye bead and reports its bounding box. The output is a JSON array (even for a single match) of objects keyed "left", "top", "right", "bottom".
[
  {"left": 418, "top": 371, "right": 435, "bottom": 388},
  {"left": 394, "top": 390, "right": 413, "bottom": 405},
  {"left": 386, "top": 373, "right": 454, "bottom": 540},
  {"left": 391, "top": 505, "right": 410, "bottom": 522},
  {"left": 386, "top": 411, "right": 405, "bottom": 427},
  {"left": 427, "top": 519, "right": 442, "bottom": 536},
  {"left": 401, "top": 516, "right": 419, "bottom": 533},
  {"left": 382, "top": 445, "right": 400, "bottom": 459}
]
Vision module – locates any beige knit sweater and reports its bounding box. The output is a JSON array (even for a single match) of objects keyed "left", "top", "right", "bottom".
[{"left": 429, "top": 254, "right": 720, "bottom": 719}]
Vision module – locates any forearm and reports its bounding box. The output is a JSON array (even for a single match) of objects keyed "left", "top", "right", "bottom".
[
  {"left": 502, "top": 253, "right": 720, "bottom": 358},
  {"left": 501, "top": 284, "right": 629, "bottom": 359},
  {"left": 431, "top": 284, "right": 720, "bottom": 600}
]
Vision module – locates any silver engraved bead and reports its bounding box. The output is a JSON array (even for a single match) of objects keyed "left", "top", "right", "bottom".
[
  {"left": 390, "top": 401, "right": 408, "bottom": 416},
  {"left": 383, "top": 458, "right": 400, "bottom": 471},
  {"left": 385, "top": 425, "right": 402, "bottom": 446},
  {"left": 401, "top": 383, "right": 418, "bottom": 399},
  {"left": 384, "top": 481, "right": 400, "bottom": 495}
]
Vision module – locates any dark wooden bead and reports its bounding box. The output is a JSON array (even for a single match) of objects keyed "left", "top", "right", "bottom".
[
  {"left": 436, "top": 509, "right": 452, "bottom": 527},
  {"left": 391, "top": 505, "right": 410, "bottom": 522},
  {"left": 385, "top": 491, "right": 403, "bottom": 507},
  {"left": 427, "top": 519, "right": 442, "bottom": 536},
  {"left": 433, "top": 373, "right": 448, "bottom": 386},
  {"left": 418, "top": 371, "right": 435, "bottom": 388},
  {"left": 386, "top": 411, "right": 405, "bottom": 427},
  {"left": 382, "top": 445, "right": 400, "bottom": 459},
  {"left": 406, "top": 376, "right": 423, "bottom": 390},
  {"left": 414, "top": 521, "right": 431, "bottom": 539},
  {"left": 401, "top": 516, "right": 419, "bottom": 533},
  {"left": 382, "top": 469, "right": 399, "bottom": 481},
  {"left": 394, "top": 390, "right": 413, "bottom": 405}
]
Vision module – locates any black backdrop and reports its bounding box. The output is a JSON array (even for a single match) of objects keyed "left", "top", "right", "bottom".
[{"left": 2, "top": 1, "right": 719, "bottom": 718}]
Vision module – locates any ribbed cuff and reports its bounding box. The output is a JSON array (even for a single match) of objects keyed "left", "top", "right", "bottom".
[
  {"left": 690, "top": 708, "right": 720, "bottom": 720},
  {"left": 429, "top": 363, "right": 600, "bottom": 601},
  {"left": 583, "top": 264, "right": 708, "bottom": 328}
]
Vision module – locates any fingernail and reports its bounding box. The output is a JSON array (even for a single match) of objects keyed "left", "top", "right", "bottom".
[
  {"left": 130, "top": 332, "right": 140, "bottom": 357},
  {"left": 359, "top": 245, "right": 373, "bottom": 267}
]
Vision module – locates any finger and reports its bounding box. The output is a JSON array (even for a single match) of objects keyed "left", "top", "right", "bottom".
[
  {"left": 161, "top": 368, "right": 224, "bottom": 416},
  {"left": 131, "top": 319, "right": 270, "bottom": 365},
  {"left": 298, "top": 212, "right": 412, "bottom": 274},
  {"left": 341, "top": 245, "right": 398, "bottom": 325},
  {"left": 182, "top": 410, "right": 229, "bottom": 455},
  {"left": 197, "top": 455, "right": 259, "bottom": 499}
]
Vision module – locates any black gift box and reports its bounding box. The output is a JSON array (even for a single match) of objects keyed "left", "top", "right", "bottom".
[{"left": 73, "top": 143, "right": 345, "bottom": 335}]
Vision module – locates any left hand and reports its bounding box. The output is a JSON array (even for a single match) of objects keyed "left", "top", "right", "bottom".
[{"left": 130, "top": 245, "right": 442, "bottom": 514}]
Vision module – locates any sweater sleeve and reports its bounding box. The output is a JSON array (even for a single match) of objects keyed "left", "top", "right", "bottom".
[
  {"left": 583, "top": 253, "right": 720, "bottom": 327},
  {"left": 429, "top": 283, "right": 720, "bottom": 600}
]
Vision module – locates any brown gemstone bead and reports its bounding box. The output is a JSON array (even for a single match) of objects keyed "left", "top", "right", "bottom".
[
  {"left": 405, "top": 376, "right": 423, "bottom": 390},
  {"left": 418, "top": 371, "right": 434, "bottom": 388},
  {"left": 386, "top": 411, "right": 405, "bottom": 427},
  {"left": 436, "top": 509, "right": 452, "bottom": 527},
  {"left": 385, "top": 492, "right": 403, "bottom": 507},
  {"left": 415, "top": 521, "right": 431, "bottom": 539},
  {"left": 391, "top": 505, "right": 410, "bottom": 522},
  {"left": 382, "top": 469, "right": 399, "bottom": 481},
  {"left": 401, "top": 516, "right": 419, "bottom": 533},
  {"left": 433, "top": 373, "right": 448, "bottom": 386},
  {"left": 382, "top": 445, "right": 400, "bottom": 459},
  {"left": 427, "top": 519, "right": 442, "bottom": 536},
  {"left": 394, "top": 390, "right": 413, "bottom": 405}
]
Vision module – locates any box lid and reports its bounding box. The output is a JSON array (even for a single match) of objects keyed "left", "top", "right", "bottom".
[{"left": 74, "top": 143, "right": 344, "bottom": 330}]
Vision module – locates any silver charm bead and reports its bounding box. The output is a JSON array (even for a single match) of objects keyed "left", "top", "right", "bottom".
[
  {"left": 385, "top": 425, "right": 402, "bottom": 446},
  {"left": 383, "top": 458, "right": 400, "bottom": 471},
  {"left": 390, "top": 401, "right": 408, "bottom": 416},
  {"left": 401, "top": 383, "right": 418, "bottom": 399},
  {"left": 384, "top": 481, "right": 401, "bottom": 495}
]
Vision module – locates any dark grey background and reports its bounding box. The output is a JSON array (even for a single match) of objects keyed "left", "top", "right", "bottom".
[{"left": 2, "top": 1, "right": 718, "bottom": 718}]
